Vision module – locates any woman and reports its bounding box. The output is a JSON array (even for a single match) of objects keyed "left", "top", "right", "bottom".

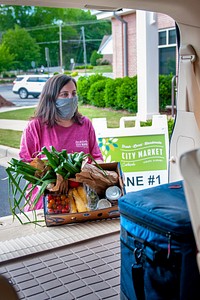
[{"left": 19, "top": 74, "right": 103, "bottom": 211}]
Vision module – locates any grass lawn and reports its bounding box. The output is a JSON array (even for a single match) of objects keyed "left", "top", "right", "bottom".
[
  {"left": 0, "top": 105, "right": 134, "bottom": 127},
  {"left": 77, "top": 65, "right": 113, "bottom": 74},
  {"left": 0, "top": 105, "right": 135, "bottom": 148},
  {"left": 0, "top": 129, "right": 22, "bottom": 148}
]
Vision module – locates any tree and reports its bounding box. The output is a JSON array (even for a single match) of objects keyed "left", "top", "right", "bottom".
[
  {"left": 0, "top": 5, "right": 34, "bottom": 30},
  {"left": 90, "top": 50, "right": 103, "bottom": 66},
  {"left": 0, "top": 43, "right": 15, "bottom": 73},
  {"left": 0, "top": 5, "right": 111, "bottom": 69},
  {"left": 2, "top": 25, "right": 41, "bottom": 71}
]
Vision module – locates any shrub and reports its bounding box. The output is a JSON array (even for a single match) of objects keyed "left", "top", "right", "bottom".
[
  {"left": 167, "top": 117, "right": 175, "bottom": 138},
  {"left": 117, "top": 76, "right": 138, "bottom": 112},
  {"left": 90, "top": 50, "right": 103, "bottom": 66},
  {"left": 140, "top": 118, "right": 174, "bottom": 138},
  {"left": 87, "top": 79, "right": 108, "bottom": 107},
  {"left": 2, "top": 72, "right": 9, "bottom": 78},
  {"left": 159, "top": 74, "right": 174, "bottom": 109},
  {"left": 64, "top": 70, "right": 71, "bottom": 75},
  {"left": 77, "top": 76, "right": 91, "bottom": 104},
  {"left": 71, "top": 71, "right": 78, "bottom": 77},
  {"left": 104, "top": 77, "right": 124, "bottom": 108},
  {"left": 75, "top": 65, "right": 93, "bottom": 70},
  {"left": 9, "top": 73, "right": 16, "bottom": 78},
  {"left": 77, "top": 74, "right": 107, "bottom": 104},
  {"left": 87, "top": 65, "right": 94, "bottom": 70},
  {"left": 53, "top": 71, "right": 59, "bottom": 75},
  {"left": 77, "top": 73, "right": 172, "bottom": 113},
  {"left": 97, "top": 58, "right": 110, "bottom": 65}
]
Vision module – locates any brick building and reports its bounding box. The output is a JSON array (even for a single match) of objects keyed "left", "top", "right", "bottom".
[{"left": 97, "top": 10, "right": 176, "bottom": 78}]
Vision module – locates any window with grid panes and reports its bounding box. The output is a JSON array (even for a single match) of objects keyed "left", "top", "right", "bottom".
[{"left": 158, "top": 28, "right": 176, "bottom": 75}]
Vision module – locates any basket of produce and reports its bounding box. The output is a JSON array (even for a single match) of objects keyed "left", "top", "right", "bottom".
[{"left": 6, "top": 146, "right": 124, "bottom": 225}]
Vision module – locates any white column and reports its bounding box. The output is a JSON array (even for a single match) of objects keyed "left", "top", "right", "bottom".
[{"left": 136, "top": 11, "right": 159, "bottom": 121}]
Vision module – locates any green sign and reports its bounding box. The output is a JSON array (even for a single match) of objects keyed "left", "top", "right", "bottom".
[{"left": 98, "top": 134, "right": 167, "bottom": 172}]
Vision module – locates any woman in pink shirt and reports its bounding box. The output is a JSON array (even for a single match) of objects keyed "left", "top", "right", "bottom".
[{"left": 19, "top": 74, "right": 103, "bottom": 211}]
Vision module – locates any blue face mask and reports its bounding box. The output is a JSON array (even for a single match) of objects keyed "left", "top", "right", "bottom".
[{"left": 55, "top": 96, "right": 78, "bottom": 120}]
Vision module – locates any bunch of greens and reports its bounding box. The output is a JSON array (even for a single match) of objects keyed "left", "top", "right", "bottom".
[{"left": 6, "top": 146, "right": 102, "bottom": 225}]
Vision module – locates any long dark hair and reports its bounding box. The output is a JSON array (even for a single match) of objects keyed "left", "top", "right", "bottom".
[{"left": 33, "top": 74, "right": 83, "bottom": 127}]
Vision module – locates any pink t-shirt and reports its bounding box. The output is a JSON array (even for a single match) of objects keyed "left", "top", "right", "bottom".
[{"left": 19, "top": 116, "right": 103, "bottom": 211}]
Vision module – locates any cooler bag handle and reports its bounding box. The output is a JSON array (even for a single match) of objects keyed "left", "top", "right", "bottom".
[
  {"left": 121, "top": 226, "right": 180, "bottom": 300},
  {"left": 121, "top": 227, "right": 146, "bottom": 299},
  {"left": 132, "top": 247, "right": 145, "bottom": 300}
]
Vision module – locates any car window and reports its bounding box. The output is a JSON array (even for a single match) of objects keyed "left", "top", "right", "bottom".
[
  {"left": 38, "top": 77, "right": 49, "bottom": 82},
  {"left": 16, "top": 77, "right": 24, "bottom": 82},
  {"left": 27, "top": 77, "right": 38, "bottom": 82}
]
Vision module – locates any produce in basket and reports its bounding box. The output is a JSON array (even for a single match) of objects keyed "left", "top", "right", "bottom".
[
  {"left": 75, "top": 163, "right": 119, "bottom": 195},
  {"left": 45, "top": 183, "right": 100, "bottom": 215},
  {"left": 6, "top": 146, "right": 105, "bottom": 224}
]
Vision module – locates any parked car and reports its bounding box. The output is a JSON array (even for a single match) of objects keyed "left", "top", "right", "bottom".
[{"left": 12, "top": 74, "right": 52, "bottom": 99}]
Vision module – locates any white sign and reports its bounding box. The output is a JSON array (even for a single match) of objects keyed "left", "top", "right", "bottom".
[{"left": 93, "top": 115, "right": 169, "bottom": 193}]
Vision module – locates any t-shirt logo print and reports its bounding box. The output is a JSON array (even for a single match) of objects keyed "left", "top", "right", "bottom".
[{"left": 76, "top": 140, "right": 88, "bottom": 148}]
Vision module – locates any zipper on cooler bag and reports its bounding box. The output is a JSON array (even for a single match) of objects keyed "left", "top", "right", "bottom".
[
  {"left": 120, "top": 210, "right": 191, "bottom": 243},
  {"left": 121, "top": 225, "right": 176, "bottom": 264}
]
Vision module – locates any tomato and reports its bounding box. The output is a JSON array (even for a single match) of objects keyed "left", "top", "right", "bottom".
[
  {"left": 47, "top": 194, "right": 53, "bottom": 201},
  {"left": 65, "top": 204, "right": 70, "bottom": 211},
  {"left": 61, "top": 200, "right": 66, "bottom": 206},
  {"left": 47, "top": 203, "right": 53, "bottom": 209},
  {"left": 46, "top": 193, "right": 71, "bottom": 214},
  {"left": 60, "top": 194, "right": 66, "bottom": 201},
  {"left": 69, "top": 181, "right": 80, "bottom": 188},
  {"left": 49, "top": 199, "right": 55, "bottom": 205}
]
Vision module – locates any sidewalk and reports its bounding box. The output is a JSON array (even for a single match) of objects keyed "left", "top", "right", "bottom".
[
  {"left": 0, "top": 105, "right": 34, "bottom": 166},
  {"left": 0, "top": 122, "right": 24, "bottom": 165},
  {"left": 0, "top": 107, "right": 29, "bottom": 166},
  {"left": 0, "top": 145, "right": 19, "bottom": 167}
]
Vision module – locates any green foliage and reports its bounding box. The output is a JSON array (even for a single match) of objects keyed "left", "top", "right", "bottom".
[
  {"left": 117, "top": 76, "right": 138, "bottom": 112},
  {"left": 77, "top": 73, "right": 172, "bottom": 112},
  {"left": 87, "top": 79, "right": 108, "bottom": 107},
  {"left": 71, "top": 71, "right": 78, "bottom": 77},
  {"left": 90, "top": 50, "right": 103, "bottom": 66},
  {"left": 141, "top": 120, "right": 152, "bottom": 127},
  {"left": 3, "top": 25, "right": 41, "bottom": 71},
  {"left": 77, "top": 76, "right": 90, "bottom": 104},
  {"left": 97, "top": 59, "right": 110, "bottom": 65},
  {"left": 77, "top": 73, "right": 107, "bottom": 104},
  {"left": 87, "top": 65, "right": 94, "bottom": 69},
  {"left": 2, "top": 72, "right": 10, "bottom": 78},
  {"left": 104, "top": 77, "right": 124, "bottom": 108},
  {"left": 63, "top": 70, "right": 71, "bottom": 75},
  {"left": 167, "top": 117, "right": 175, "bottom": 138},
  {"left": 0, "top": 5, "right": 34, "bottom": 30},
  {"left": 0, "top": 43, "right": 15, "bottom": 73},
  {"left": 0, "top": 79, "right": 13, "bottom": 83},
  {"left": 75, "top": 65, "right": 93, "bottom": 69},
  {"left": 9, "top": 73, "right": 16, "bottom": 78},
  {"left": 159, "top": 74, "right": 174, "bottom": 109},
  {"left": 140, "top": 118, "right": 174, "bottom": 138},
  {"left": 0, "top": 6, "right": 111, "bottom": 70}
]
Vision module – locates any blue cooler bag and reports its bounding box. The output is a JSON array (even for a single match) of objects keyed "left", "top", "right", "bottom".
[{"left": 118, "top": 181, "right": 200, "bottom": 300}]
